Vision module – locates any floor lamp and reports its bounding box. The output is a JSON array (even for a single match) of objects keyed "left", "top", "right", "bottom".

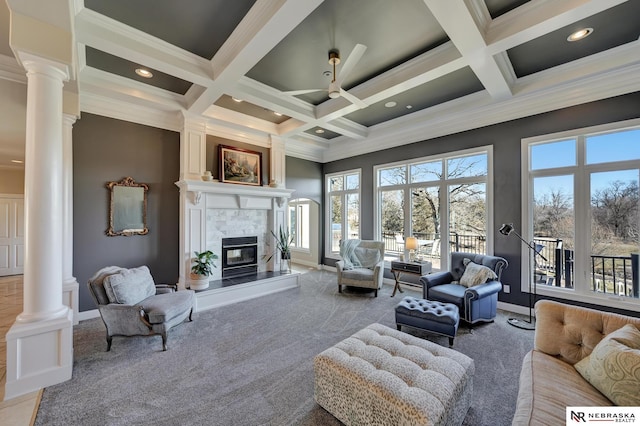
[{"left": 499, "top": 223, "right": 548, "bottom": 330}]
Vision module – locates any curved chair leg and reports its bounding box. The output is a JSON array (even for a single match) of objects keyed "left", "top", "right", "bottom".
[
  {"left": 374, "top": 289, "right": 378, "bottom": 297},
  {"left": 188, "top": 308, "right": 193, "bottom": 322},
  {"left": 338, "top": 284, "right": 342, "bottom": 293},
  {"left": 106, "top": 335, "right": 113, "bottom": 352},
  {"left": 161, "top": 333, "right": 168, "bottom": 351}
]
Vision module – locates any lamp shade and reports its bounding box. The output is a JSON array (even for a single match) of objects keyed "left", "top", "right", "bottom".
[
  {"left": 405, "top": 236, "right": 418, "bottom": 250},
  {"left": 499, "top": 223, "right": 514, "bottom": 236}
]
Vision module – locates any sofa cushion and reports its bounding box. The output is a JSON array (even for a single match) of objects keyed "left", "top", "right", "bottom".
[
  {"left": 512, "top": 350, "right": 612, "bottom": 425},
  {"left": 574, "top": 324, "right": 640, "bottom": 406},
  {"left": 341, "top": 268, "right": 375, "bottom": 281},
  {"left": 142, "top": 291, "right": 195, "bottom": 324},
  {"left": 103, "top": 266, "right": 156, "bottom": 305},
  {"left": 459, "top": 258, "right": 497, "bottom": 288},
  {"left": 428, "top": 283, "right": 466, "bottom": 305}
]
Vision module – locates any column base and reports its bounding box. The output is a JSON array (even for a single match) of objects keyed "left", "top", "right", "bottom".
[
  {"left": 63, "top": 277, "right": 80, "bottom": 325},
  {"left": 4, "top": 310, "right": 73, "bottom": 401}
]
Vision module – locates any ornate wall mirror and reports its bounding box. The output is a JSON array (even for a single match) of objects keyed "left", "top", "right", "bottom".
[{"left": 106, "top": 177, "right": 149, "bottom": 236}]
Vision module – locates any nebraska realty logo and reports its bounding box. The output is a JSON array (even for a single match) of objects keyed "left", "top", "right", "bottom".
[{"left": 567, "top": 407, "right": 639, "bottom": 424}]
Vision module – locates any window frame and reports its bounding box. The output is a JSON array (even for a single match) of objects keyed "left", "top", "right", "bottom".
[
  {"left": 325, "top": 169, "right": 361, "bottom": 259},
  {"left": 288, "top": 198, "right": 311, "bottom": 253},
  {"left": 522, "top": 118, "right": 640, "bottom": 312},
  {"left": 373, "top": 146, "right": 494, "bottom": 270}
]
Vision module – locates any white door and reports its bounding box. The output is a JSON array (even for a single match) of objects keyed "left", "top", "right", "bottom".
[{"left": 0, "top": 195, "right": 24, "bottom": 276}]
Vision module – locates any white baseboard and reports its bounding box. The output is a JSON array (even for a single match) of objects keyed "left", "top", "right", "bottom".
[
  {"left": 77, "top": 309, "right": 100, "bottom": 322},
  {"left": 497, "top": 301, "right": 535, "bottom": 317}
]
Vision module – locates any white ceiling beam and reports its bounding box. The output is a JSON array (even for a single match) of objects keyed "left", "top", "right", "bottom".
[
  {"left": 486, "top": 0, "right": 627, "bottom": 53},
  {"left": 323, "top": 58, "right": 640, "bottom": 162},
  {"left": 186, "top": 0, "right": 324, "bottom": 114},
  {"left": 423, "top": 0, "right": 513, "bottom": 100},
  {"left": 75, "top": 8, "right": 213, "bottom": 86},
  {"left": 80, "top": 67, "right": 185, "bottom": 111},
  {"left": 202, "top": 105, "right": 280, "bottom": 136},
  {"left": 315, "top": 42, "right": 467, "bottom": 121}
]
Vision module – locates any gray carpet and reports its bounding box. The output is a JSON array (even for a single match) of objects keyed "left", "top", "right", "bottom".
[{"left": 35, "top": 268, "right": 534, "bottom": 426}]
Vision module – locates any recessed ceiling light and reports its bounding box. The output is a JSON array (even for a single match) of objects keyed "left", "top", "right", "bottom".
[
  {"left": 135, "top": 68, "right": 153, "bottom": 78},
  {"left": 384, "top": 101, "right": 397, "bottom": 108},
  {"left": 315, "top": 129, "right": 325, "bottom": 134},
  {"left": 11, "top": 159, "right": 24, "bottom": 164},
  {"left": 567, "top": 28, "right": 593, "bottom": 42},
  {"left": 273, "top": 111, "right": 283, "bottom": 116},
  {"left": 406, "top": 105, "right": 413, "bottom": 109},
  {"left": 232, "top": 97, "right": 243, "bottom": 103}
]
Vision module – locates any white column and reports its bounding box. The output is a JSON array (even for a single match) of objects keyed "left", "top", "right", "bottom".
[
  {"left": 269, "top": 135, "right": 286, "bottom": 187},
  {"left": 19, "top": 55, "right": 68, "bottom": 322},
  {"left": 179, "top": 113, "right": 208, "bottom": 181},
  {"left": 62, "top": 113, "right": 79, "bottom": 324},
  {"left": 5, "top": 53, "right": 73, "bottom": 400},
  {"left": 178, "top": 114, "right": 208, "bottom": 288}
]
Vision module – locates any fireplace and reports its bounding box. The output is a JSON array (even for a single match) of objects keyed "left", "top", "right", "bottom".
[{"left": 222, "top": 236, "right": 258, "bottom": 278}]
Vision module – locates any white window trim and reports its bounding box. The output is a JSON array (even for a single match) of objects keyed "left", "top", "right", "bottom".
[
  {"left": 289, "top": 198, "right": 312, "bottom": 252},
  {"left": 373, "top": 145, "right": 494, "bottom": 270},
  {"left": 325, "top": 169, "right": 361, "bottom": 259},
  {"left": 521, "top": 117, "right": 640, "bottom": 312}
]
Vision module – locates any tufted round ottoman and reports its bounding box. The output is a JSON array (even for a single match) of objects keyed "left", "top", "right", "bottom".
[
  {"left": 314, "top": 323, "right": 474, "bottom": 426},
  {"left": 395, "top": 297, "right": 460, "bottom": 347}
]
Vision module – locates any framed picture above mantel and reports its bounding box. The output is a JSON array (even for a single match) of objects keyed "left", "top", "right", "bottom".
[{"left": 219, "top": 144, "right": 262, "bottom": 186}]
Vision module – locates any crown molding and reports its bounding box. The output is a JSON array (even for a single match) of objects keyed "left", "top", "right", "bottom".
[
  {"left": 323, "top": 61, "right": 640, "bottom": 162},
  {"left": 80, "top": 91, "right": 181, "bottom": 132},
  {"left": 0, "top": 54, "right": 27, "bottom": 84}
]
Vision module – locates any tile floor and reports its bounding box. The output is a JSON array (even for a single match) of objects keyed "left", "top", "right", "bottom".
[{"left": 0, "top": 275, "right": 40, "bottom": 426}]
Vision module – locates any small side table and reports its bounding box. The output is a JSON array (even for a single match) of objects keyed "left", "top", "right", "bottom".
[{"left": 390, "top": 261, "right": 432, "bottom": 297}]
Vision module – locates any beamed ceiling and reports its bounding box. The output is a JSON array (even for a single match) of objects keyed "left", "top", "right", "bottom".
[{"left": 1, "top": 0, "right": 639, "bottom": 167}]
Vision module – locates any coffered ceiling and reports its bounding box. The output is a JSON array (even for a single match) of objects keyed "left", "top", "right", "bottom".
[{"left": 1, "top": 0, "right": 639, "bottom": 168}]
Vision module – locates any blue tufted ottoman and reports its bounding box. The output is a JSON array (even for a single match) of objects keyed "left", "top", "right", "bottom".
[{"left": 395, "top": 297, "right": 460, "bottom": 347}]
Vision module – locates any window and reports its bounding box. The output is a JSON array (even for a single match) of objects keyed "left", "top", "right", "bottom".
[
  {"left": 523, "top": 120, "right": 640, "bottom": 310},
  {"left": 326, "top": 170, "right": 360, "bottom": 256},
  {"left": 375, "top": 147, "right": 492, "bottom": 271},
  {"left": 289, "top": 199, "right": 310, "bottom": 250}
]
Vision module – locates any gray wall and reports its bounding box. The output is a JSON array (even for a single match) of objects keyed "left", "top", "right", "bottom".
[
  {"left": 285, "top": 156, "right": 323, "bottom": 203},
  {"left": 323, "top": 91, "right": 640, "bottom": 314},
  {"left": 73, "top": 113, "right": 180, "bottom": 311},
  {"left": 206, "top": 135, "right": 270, "bottom": 185}
]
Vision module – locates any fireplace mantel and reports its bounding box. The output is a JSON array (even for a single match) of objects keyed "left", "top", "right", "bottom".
[{"left": 175, "top": 179, "right": 296, "bottom": 209}]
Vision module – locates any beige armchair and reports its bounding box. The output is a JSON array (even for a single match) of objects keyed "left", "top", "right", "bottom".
[{"left": 336, "top": 240, "right": 385, "bottom": 297}]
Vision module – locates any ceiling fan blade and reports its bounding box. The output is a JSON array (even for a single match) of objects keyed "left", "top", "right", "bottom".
[
  {"left": 340, "top": 89, "right": 368, "bottom": 109},
  {"left": 337, "top": 44, "right": 367, "bottom": 81},
  {"left": 284, "top": 89, "right": 326, "bottom": 96}
]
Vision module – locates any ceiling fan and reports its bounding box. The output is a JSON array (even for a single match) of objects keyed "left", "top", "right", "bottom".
[{"left": 284, "top": 44, "right": 368, "bottom": 108}]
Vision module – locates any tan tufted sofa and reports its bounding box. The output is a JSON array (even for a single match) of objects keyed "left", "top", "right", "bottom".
[
  {"left": 512, "top": 300, "right": 640, "bottom": 425},
  {"left": 314, "top": 323, "right": 474, "bottom": 425}
]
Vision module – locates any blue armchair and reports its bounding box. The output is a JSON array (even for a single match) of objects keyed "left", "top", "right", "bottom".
[{"left": 420, "top": 252, "right": 508, "bottom": 324}]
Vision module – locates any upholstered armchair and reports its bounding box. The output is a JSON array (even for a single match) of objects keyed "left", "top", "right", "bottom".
[
  {"left": 420, "top": 252, "right": 507, "bottom": 324},
  {"left": 336, "top": 240, "right": 385, "bottom": 297},
  {"left": 88, "top": 265, "right": 195, "bottom": 351}
]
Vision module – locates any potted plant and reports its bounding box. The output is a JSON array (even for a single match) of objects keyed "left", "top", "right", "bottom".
[
  {"left": 265, "top": 226, "right": 294, "bottom": 272},
  {"left": 189, "top": 250, "right": 218, "bottom": 290}
]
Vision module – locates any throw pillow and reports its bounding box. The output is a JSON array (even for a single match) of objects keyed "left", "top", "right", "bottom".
[
  {"left": 574, "top": 324, "right": 640, "bottom": 406},
  {"left": 353, "top": 247, "right": 381, "bottom": 269},
  {"left": 459, "top": 258, "right": 497, "bottom": 287},
  {"left": 103, "top": 265, "right": 156, "bottom": 305}
]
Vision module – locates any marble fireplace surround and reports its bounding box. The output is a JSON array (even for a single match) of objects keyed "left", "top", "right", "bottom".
[{"left": 175, "top": 180, "right": 299, "bottom": 311}]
